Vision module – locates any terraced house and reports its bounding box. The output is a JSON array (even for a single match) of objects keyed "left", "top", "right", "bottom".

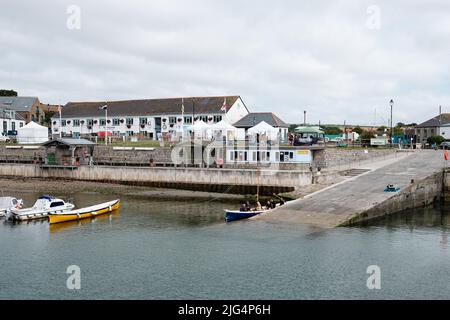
[
  {"left": 415, "top": 113, "right": 450, "bottom": 144},
  {"left": 51, "top": 96, "right": 249, "bottom": 139}
]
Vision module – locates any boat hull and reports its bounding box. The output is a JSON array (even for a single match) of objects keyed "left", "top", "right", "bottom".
[
  {"left": 49, "top": 200, "right": 120, "bottom": 224},
  {"left": 225, "top": 210, "right": 264, "bottom": 222}
]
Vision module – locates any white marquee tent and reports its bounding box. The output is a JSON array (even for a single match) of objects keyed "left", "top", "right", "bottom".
[
  {"left": 17, "top": 121, "right": 49, "bottom": 144},
  {"left": 247, "top": 121, "right": 279, "bottom": 141},
  {"left": 210, "top": 120, "right": 237, "bottom": 141},
  {"left": 187, "top": 120, "right": 212, "bottom": 139}
]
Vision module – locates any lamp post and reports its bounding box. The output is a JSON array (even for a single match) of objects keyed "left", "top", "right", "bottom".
[{"left": 389, "top": 99, "right": 394, "bottom": 147}]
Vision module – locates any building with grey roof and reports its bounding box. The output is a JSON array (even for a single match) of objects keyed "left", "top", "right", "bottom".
[
  {"left": 51, "top": 96, "right": 249, "bottom": 140},
  {"left": 0, "top": 96, "right": 59, "bottom": 125},
  {"left": 233, "top": 112, "right": 289, "bottom": 142},
  {"left": 415, "top": 113, "right": 450, "bottom": 143}
]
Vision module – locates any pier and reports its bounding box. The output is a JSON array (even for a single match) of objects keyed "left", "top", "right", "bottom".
[{"left": 257, "top": 150, "right": 446, "bottom": 228}]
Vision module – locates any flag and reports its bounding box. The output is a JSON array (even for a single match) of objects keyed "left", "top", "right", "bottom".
[
  {"left": 220, "top": 97, "right": 227, "bottom": 112},
  {"left": 99, "top": 104, "right": 108, "bottom": 110}
]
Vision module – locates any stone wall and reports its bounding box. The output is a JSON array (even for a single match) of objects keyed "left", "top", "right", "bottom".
[
  {"left": 323, "top": 148, "right": 398, "bottom": 169},
  {"left": 93, "top": 146, "right": 172, "bottom": 166},
  {"left": 0, "top": 145, "right": 46, "bottom": 163}
]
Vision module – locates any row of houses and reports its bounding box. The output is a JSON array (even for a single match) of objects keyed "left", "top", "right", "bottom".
[{"left": 50, "top": 96, "right": 290, "bottom": 142}]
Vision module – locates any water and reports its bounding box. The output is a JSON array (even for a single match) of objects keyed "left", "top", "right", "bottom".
[{"left": 0, "top": 191, "right": 449, "bottom": 299}]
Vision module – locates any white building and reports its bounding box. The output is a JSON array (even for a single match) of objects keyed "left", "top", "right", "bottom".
[
  {"left": 0, "top": 107, "right": 26, "bottom": 134},
  {"left": 51, "top": 96, "right": 249, "bottom": 140}
]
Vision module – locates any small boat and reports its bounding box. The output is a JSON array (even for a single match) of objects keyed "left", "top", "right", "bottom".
[
  {"left": 7, "top": 195, "right": 75, "bottom": 222},
  {"left": 48, "top": 199, "right": 120, "bottom": 224},
  {"left": 384, "top": 184, "right": 400, "bottom": 192},
  {"left": 0, "top": 197, "right": 23, "bottom": 218},
  {"left": 225, "top": 209, "right": 264, "bottom": 222}
]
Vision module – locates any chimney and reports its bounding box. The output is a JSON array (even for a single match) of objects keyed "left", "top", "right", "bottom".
[{"left": 303, "top": 110, "right": 307, "bottom": 125}]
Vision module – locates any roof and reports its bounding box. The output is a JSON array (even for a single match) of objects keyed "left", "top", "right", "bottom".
[
  {"left": 295, "top": 126, "right": 324, "bottom": 134},
  {"left": 0, "top": 107, "right": 26, "bottom": 121},
  {"left": 0, "top": 97, "right": 39, "bottom": 112},
  {"left": 416, "top": 113, "right": 450, "bottom": 128},
  {"left": 41, "top": 138, "right": 96, "bottom": 147},
  {"left": 60, "top": 96, "right": 242, "bottom": 118},
  {"left": 233, "top": 112, "right": 288, "bottom": 128}
]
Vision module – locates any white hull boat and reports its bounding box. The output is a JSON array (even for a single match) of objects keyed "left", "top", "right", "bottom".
[
  {"left": 0, "top": 197, "right": 23, "bottom": 218},
  {"left": 7, "top": 195, "right": 75, "bottom": 222}
]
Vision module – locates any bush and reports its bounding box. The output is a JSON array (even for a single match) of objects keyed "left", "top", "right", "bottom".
[{"left": 427, "top": 135, "right": 445, "bottom": 146}]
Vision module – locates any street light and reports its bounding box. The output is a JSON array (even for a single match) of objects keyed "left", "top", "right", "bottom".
[{"left": 389, "top": 99, "right": 394, "bottom": 147}]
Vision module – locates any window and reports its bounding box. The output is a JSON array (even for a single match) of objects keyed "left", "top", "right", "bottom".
[
  {"left": 100, "top": 119, "right": 106, "bottom": 126},
  {"left": 113, "top": 118, "right": 120, "bottom": 126},
  {"left": 61, "top": 120, "right": 66, "bottom": 127},
  {"left": 86, "top": 119, "right": 93, "bottom": 126},
  {"left": 214, "top": 115, "right": 222, "bottom": 123},
  {"left": 126, "top": 131, "right": 134, "bottom": 136},
  {"left": 169, "top": 117, "right": 177, "bottom": 124},
  {"left": 184, "top": 116, "right": 192, "bottom": 124},
  {"left": 201, "top": 116, "right": 208, "bottom": 122},
  {"left": 126, "top": 118, "right": 134, "bottom": 125},
  {"left": 73, "top": 119, "right": 80, "bottom": 127},
  {"left": 50, "top": 202, "right": 65, "bottom": 208},
  {"left": 139, "top": 117, "right": 147, "bottom": 125},
  {"left": 12, "top": 122, "right": 15, "bottom": 131},
  {"left": 229, "top": 151, "right": 234, "bottom": 161},
  {"left": 20, "top": 122, "right": 24, "bottom": 128}
]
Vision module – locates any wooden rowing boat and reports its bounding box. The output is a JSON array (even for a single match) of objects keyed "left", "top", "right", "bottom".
[{"left": 48, "top": 199, "right": 120, "bottom": 224}]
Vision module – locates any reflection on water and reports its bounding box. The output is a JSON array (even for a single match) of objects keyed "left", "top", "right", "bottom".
[{"left": 1, "top": 191, "right": 449, "bottom": 299}]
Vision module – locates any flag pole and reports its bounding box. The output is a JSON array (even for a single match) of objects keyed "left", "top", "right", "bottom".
[
  {"left": 59, "top": 104, "right": 62, "bottom": 139},
  {"left": 105, "top": 102, "right": 108, "bottom": 146}
]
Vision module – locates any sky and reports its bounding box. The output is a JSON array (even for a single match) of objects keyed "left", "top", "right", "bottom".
[{"left": 1, "top": 0, "right": 449, "bottom": 125}]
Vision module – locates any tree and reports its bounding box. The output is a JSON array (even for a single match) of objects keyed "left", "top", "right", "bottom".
[
  {"left": 0, "top": 89, "right": 18, "bottom": 97},
  {"left": 427, "top": 135, "right": 444, "bottom": 146},
  {"left": 44, "top": 111, "right": 56, "bottom": 125},
  {"left": 322, "top": 126, "right": 342, "bottom": 135},
  {"left": 353, "top": 126, "right": 363, "bottom": 135}
]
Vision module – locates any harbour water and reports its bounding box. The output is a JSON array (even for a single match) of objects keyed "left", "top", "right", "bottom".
[{"left": 0, "top": 191, "right": 449, "bottom": 299}]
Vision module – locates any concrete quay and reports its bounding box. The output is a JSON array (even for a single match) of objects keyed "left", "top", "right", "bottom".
[{"left": 256, "top": 150, "right": 446, "bottom": 228}]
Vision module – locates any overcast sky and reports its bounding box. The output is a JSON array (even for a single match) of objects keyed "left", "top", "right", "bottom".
[{"left": 1, "top": 0, "right": 449, "bottom": 125}]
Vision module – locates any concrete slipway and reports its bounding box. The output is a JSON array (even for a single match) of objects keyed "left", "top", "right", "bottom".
[{"left": 256, "top": 150, "right": 446, "bottom": 228}]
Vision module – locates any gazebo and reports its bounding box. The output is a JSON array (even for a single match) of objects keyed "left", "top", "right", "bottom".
[
  {"left": 248, "top": 121, "right": 279, "bottom": 141},
  {"left": 41, "top": 138, "right": 95, "bottom": 166},
  {"left": 17, "top": 122, "right": 49, "bottom": 144},
  {"left": 210, "top": 120, "right": 237, "bottom": 142},
  {"left": 187, "top": 120, "right": 212, "bottom": 140}
]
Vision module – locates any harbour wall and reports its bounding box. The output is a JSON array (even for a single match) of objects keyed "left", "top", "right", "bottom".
[{"left": 0, "top": 164, "right": 341, "bottom": 195}]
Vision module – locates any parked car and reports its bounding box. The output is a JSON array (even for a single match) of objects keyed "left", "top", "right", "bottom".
[
  {"left": 439, "top": 141, "right": 450, "bottom": 149},
  {"left": 0, "top": 132, "right": 10, "bottom": 143}
]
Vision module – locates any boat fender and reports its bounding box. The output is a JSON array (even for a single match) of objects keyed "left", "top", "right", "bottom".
[
  {"left": 109, "top": 206, "right": 112, "bottom": 211},
  {"left": 77, "top": 213, "right": 81, "bottom": 218}
]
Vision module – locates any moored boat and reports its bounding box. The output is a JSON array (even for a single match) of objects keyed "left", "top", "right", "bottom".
[
  {"left": 0, "top": 197, "right": 23, "bottom": 218},
  {"left": 7, "top": 195, "right": 74, "bottom": 222},
  {"left": 48, "top": 199, "right": 120, "bottom": 224},
  {"left": 224, "top": 209, "right": 264, "bottom": 222}
]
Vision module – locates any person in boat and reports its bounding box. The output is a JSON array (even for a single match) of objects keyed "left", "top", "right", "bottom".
[
  {"left": 240, "top": 203, "right": 247, "bottom": 212},
  {"left": 245, "top": 201, "right": 251, "bottom": 211},
  {"left": 265, "top": 200, "right": 272, "bottom": 210},
  {"left": 255, "top": 201, "right": 262, "bottom": 211}
]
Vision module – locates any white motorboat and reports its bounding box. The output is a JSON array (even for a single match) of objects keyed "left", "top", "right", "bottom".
[
  {"left": 0, "top": 197, "right": 23, "bottom": 218},
  {"left": 7, "top": 195, "right": 75, "bottom": 222}
]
